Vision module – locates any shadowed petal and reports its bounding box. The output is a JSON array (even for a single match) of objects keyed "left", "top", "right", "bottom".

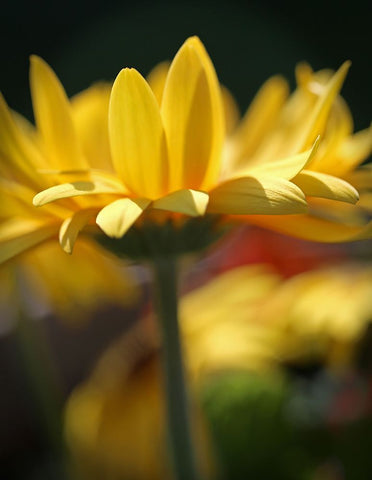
[
  {"left": 59, "top": 209, "right": 97, "bottom": 254},
  {"left": 161, "top": 36, "right": 224, "bottom": 191},
  {"left": 96, "top": 198, "right": 151, "bottom": 238},
  {"left": 293, "top": 170, "right": 359, "bottom": 203},
  {"left": 153, "top": 189, "right": 209, "bottom": 216},
  {"left": 208, "top": 176, "right": 307, "bottom": 215}
]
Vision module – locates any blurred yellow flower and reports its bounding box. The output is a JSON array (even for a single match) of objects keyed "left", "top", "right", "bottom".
[
  {"left": 0, "top": 240, "right": 138, "bottom": 329},
  {"left": 65, "top": 260, "right": 372, "bottom": 478},
  {"left": 65, "top": 323, "right": 213, "bottom": 480},
  {"left": 28, "top": 36, "right": 363, "bottom": 253},
  {"left": 224, "top": 63, "right": 372, "bottom": 241},
  {"left": 0, "top": 81, "right": 137, "bottom": 320},
  {"left": 263, "top": 262, "right": 372, "bottom": 366},
  {"left": 182, "top": 262, "right": 372, "bottom": 368}
]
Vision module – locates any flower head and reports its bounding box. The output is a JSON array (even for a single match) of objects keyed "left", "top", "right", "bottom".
[
  {"left": 1, "top": 37, "right": 370, "bottom": 262},
  {"left": 31, "top": 37, "right": 337, "bottom": 254}
]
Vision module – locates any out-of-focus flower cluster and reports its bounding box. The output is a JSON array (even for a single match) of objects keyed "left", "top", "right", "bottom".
[{"left": 65, "top": 228, "right": 372, "bottom": 480}]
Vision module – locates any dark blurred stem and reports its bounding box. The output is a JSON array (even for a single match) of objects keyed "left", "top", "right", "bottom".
[{"left": 152, "top": 256, "right": 202, "bottom": 480}]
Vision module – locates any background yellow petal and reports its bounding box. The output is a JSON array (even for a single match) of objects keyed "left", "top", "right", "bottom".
[
  {"left": 96, "top": 198, "right": 150, "bottom": 238},
  {"left": 59, "top": 209, "right": 97, "bottom": 254},
  {"left": 0, "top": 94, "right": 45, "bottom": 187},
  {"left": 291, "top": 61, "right": 351, "bottom": 153},
  {"left": 330, "top": 125, "right": 372, "bottom": 177},
  {"left": 161, "top": 36, "right": 224, "bottom": 191},
  {"left": 228, "top": 75, "right": 289, "bottom": 169},
  {"left": 208, "top": 176, "right": 307, "bottom": 215},
  {"left": 221, "top": 86, "right": 240, "bottom": 136},
  {"left": 30, "top": 55, "right": 87, "bottom": 170},
  {"left": 146, "top": 61, "right": 170, "bottom": 105},
  {"left": 71, "top": 83, "right": 114, "bottom": 172},
  {"left": 0, "top": 219, "right": 58, "bottom": 263},
  {"left": 153, "top": 189, "right": 209, "bottom": 216},
  {"left": 293, "top": 170, "right": 359, "bottom": 203},
  {"left": 109, "top": 68, "right": 168, "bottom": 199}
]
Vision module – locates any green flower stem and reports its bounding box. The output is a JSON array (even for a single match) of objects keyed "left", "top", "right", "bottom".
[
  {"left": 152, "top": 255, "right": 202, "bottom": 480},
  {"left": 15, "top": 309, "right": 66, "bottom": 471}
]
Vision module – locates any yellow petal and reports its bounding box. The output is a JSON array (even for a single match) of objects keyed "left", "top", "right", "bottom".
[
  {"left": 295, "top": 62, "right": 314, "bottom": 87},
  {"left": 293, "top": 170, "right": 359, "bottom": 203},
  {"left": 109, "top": 68, "right": 168, "bottom": 199},
  {"left": 0, "top": 180, "right": 32, "bottom": 217},
  {"left": 246, "top": 214, "right": 372, "bottom": 243},
  {"left": 229, "top": 75, "right": 289, "bottom": 167},
  {"left": 71, "top": 83, "right": 113, "bottom": 171},
  {"left": 33, "top": 179, "right": 125, "bottom": 206},
  {"left": 161, "top": 36, "right": 224, "bottom": 191},
  {"left": 208, "top": 176, "right": 307, "bottom": 215},
  {"left": 332, "top": 125, "right": 372, "bottom": 176},
  {"left": 0, "top": 219, "right": 58, "bottom": 263},
  {"left": 153, "top": 189, "right": 209, "bottom": 216},
  {"left": 30, "top": 55, "right": 87, "bottom": 170},
  {"left": 0, "top": 94, "right": 44, "bottom": 186},
  {"left": 237, "top": 138, "right": 319, "bottom": 180},
  {"left": 146, "top": 61, "right": 170, "bottom": 105},
  {"left": 59, "top": 209, "right": 97, "bottom": 254},
  {"left": 96, "top": 198, "right": 150, "bottom": 238},
  {"left": 221, "top": 86, "right": 240, "bottom": 135},
  {"left": 294, "top": 61, "right": 351, "bottom": 152}
]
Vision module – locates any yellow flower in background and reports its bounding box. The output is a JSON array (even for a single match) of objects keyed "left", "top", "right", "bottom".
[
  {"left": 29, "top": 36, "right": 363, "bottom": 254},
  {"left": 184, "top": 262, "right": 372, "bottom": 368},
  {"left": 0, "top": 80, "right": 137, "bottom": 320},
  {"left": 262, "top": 262, "right": 372, "bottom": 366},
  {"left": 179, "top": 265, "right": 282, "bottom": 376},
  {"left": 224, "top": 62, "right": 372, "bottom": 241},
  {"left": 182, "top": 262, "right": 372, "bottom": 369},
  {"left": 65, "top": 323, "right": 214, "bottom": 480},
  {"left": 64, "top": 266, "right": 283, "bottom": 480},
  {"left": 64, "top": 260, "right": 372, "bottom": 479},
  {"left": 0, "top": 240, "right": 138, "bottom": 329}
]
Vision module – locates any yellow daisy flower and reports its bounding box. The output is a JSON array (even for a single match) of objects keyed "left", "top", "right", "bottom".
[{"left": 29, "top": 36, "right": 361, "bottom": 255}]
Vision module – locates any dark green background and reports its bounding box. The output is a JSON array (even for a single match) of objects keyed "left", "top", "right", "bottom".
[{"left": 1, "top": 0, "right": 371, "bottom": 130}]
